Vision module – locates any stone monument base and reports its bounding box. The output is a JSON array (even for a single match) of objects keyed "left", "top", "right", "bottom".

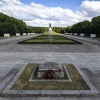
[{"left": 37, "top": 62, "right": 64, "bottom": 78}]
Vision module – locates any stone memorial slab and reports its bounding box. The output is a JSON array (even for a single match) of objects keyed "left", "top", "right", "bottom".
[
  {"left": 37, "top": 62, "right": 64, "bottom": 78},
  {"left": 23, "top": 33, "right": 26, "bottom": 35},
  {"left": 16, "top": 33, "right": 20, "bottom": 36},
  {"left": 90, "top": 34, "right": 96, "bottom": 38},
  {"left": 28, "top": 33, "right": 31, "bottom": 35},
  {"left": 65, "top": 33, "right": 69, "bottom": 35},
  {"left": 31, "top": 33, "right": 35, "bottom": 35},
  {"left": 74, "top": 33, "right": 77, "bottom": 36},
  {"left": 70, "top": 33, "right": 73, "bottom": 35},
  {"left": 80, "top": 33, "right": 84, "bottom": 36},
  {"left": 4, "top": 34, "right": 10, "bottom": 37}
]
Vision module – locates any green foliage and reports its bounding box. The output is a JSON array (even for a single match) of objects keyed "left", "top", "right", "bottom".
[
  {"left": 52, "top": 16, "right": 100, "bottom": 37},
  {"left": 65, "top": 16, "right": 100, "bottom": 37},
  {"left": 91, "top": 16, "right": 100, "bottom": 36},
  {"left": 43, "top": 31, "right": 59, "bottom": 35},
  {"left": 1, "top": 12, "right": 100, "bottom": 37},
  {"left": 0, "top": 12, "right": 27, "bottom": 36},
  {"left": 52, "top": 27, "right": 66, "bottom": 34},
  {"left": 0, "top": 12, "right": 48, "bottom": 36}
]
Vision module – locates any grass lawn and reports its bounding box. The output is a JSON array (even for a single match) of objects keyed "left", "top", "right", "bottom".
[
  {"left": 43, "top": 31, "right": 59, "bottom": 35},
  {"left": 25, "top": 39, "right": 47, "bottom": 42},
  {"left": 11, "top": 64, "right": 90, "bottom": 90},
  {"left": 18, "top": 34, "right": 82, "bottom": 44}
]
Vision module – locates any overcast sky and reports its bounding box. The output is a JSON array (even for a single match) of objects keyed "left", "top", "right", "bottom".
[{"left": 0, "top": 0, "right": 100, "bottom": 26}]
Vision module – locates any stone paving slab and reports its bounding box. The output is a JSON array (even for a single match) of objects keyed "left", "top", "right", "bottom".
[
  {"left": 0, "top": 96, "right": 100, "bottom": 100},
  {"left": 0, "top": 35, "right": 100, "bottom": 99},
  {"left": 81, "top": 68, "right": 100, "bottom": 93},
  {"left": 0, "top": 34, "right": 100, "bottom": 53},
  {"left": 0, "top": 64, "right": 23, "bottom": 94},
  {"left": 0, "top": 34, "right": 39, "bottom": 44},
  {"left": 64, "top": 35, "right": 100, "bottom": 44}
]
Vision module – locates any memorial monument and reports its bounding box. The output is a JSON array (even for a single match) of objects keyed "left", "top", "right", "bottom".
[
  {"left": 48, "top": 23, "right": 52, "bottom": 35},
  {"left": 37, "top": 62, "right": 64, "bottom": 79},
  {"left": 48, "top": 23, "right": 53, "bottom": 43}
]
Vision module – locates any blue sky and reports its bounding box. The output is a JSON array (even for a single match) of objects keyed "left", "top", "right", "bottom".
[
  {"left": 0, "top": 0, "right": 100, "bottom": 26},
  {"left": 20, "top": 0, "right": 82, "bottom": 12}
]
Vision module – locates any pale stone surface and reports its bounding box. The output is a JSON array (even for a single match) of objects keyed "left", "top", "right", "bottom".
[
  {"left": 91, "top": 34, "right": 96, "bottom": 38},
  {"left": 31, "top": 33, "right": 35, "bottom": 35},
  {"left": 0, "top": 34, "right": 100, "bottom": 52},
  {"left": 16, "top": 33, "right": 20, "bottom": 36},
  {"left": 74, "top": 33, "right": 77, "bottom": 35},
  {"left": 27, "top": 33, "right": 31, "bottom": 35},
  {"left": 39, "top": 62, "right": 61, "bottom": 71},
  {"left": 37, "top": 62, "right": 62, "bottom": 77},
  {"left": 0, "top": 53, "right": 100, "bottom": 99},
  {"left": 49, "top": 28, "right": 52, "bottom": 35},
  {"left": 4, "top": 34, "right": 10, "bottom": 37},
  {"left": 0, "top": 34, "right": 100, "bottom": 99},
  {"left": 23, "top": 33, "right": 26, "bottom": 35},
  {"left": 65, "top": 33, "right": 69, "bottom": 35},
  {"left": 80, "top": 33, "right": 84, "bottom": 36},
  {"left": 70, "top": 33, "right": 73, "bottom": 35}
]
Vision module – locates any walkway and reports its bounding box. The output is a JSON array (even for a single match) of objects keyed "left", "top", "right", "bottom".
[{"left": 0, "top": 35, "right": 100, "bottom": 100}]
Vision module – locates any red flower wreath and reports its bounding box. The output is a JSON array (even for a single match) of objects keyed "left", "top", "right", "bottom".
[{"left": 44, "top": 68, "right": 56, "bottom": 79}]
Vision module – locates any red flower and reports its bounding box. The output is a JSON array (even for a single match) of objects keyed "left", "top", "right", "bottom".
[{"left": 44, "top": 68, "right": 56, "bottom": 79}]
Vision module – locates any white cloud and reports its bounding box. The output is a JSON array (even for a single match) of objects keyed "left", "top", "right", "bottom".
[
  {"left": 77, "top": 0, "right": 100, "bottom": 18},
  {"left": 0, "top": 0, "right": 100, "bottom": 26}
]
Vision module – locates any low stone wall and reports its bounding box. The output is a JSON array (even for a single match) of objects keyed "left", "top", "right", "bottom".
[
  {"left": 4, "top": 34, "right": 10, "bottom": 37},
  {"left": 16, "top": 33, "right": 20, "bottom": 36}
]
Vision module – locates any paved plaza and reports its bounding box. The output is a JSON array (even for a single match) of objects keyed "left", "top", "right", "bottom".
[
  {"left": 0, "top": 35, "right": 100, "bottom": 53},
  {"left": 0, "top": 35, "right": 100, "bottom": 100}
]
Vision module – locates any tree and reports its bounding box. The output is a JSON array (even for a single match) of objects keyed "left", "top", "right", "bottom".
[{"left": 91, "top": 16, "right": 100, "bottom": 37}]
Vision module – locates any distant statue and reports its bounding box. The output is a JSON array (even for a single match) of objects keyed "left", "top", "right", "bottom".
[{"left": 48, "top": 23, "right": 52, "bottom": 35}]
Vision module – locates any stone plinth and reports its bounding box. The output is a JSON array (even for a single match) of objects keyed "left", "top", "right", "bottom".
[
  {"left": 65, "top": 33, "right": 69, "bottom": 35},
  {"left": 16, "top": 33, "right": 20, "bottom": 36},
  {"left": 90, "top": 34, "right": 96, "bottom": 38},
  {"left": 37, "top": 62, "right": 64, "bottom": 78},
  {"left": 4, "top": 34, "right": 10, "bottom": 37},
  {"left": 80, "top": 33, "right": 84, "bottom": 36},
  {"left": 27, "top": 33, "right": 31, "bottom": 35},
  {"left": 31, "top": 33, "right": 35, "bottom": 35},
  {"left": 70, "top": 33, "right": 73, "bottom": 35},
  {"left": 23, "top": 33, "right": 26, "bottom": 35},
  {"left": 74, "top": 33, "right": 77, "bottom": 36}
]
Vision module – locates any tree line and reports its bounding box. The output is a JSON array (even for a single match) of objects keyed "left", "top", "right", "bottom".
[
  {"left": 0, "top": 12, "right": 100, "bottom": 37},
  {"left": 0, "top": 12, "right": 48, "bottom": 36},
  {"left": 47, "top": 16, "right": 100, "bottom": 37},
  {"left": 54, "top": 16, "right": 100, "bottom": 37}
]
